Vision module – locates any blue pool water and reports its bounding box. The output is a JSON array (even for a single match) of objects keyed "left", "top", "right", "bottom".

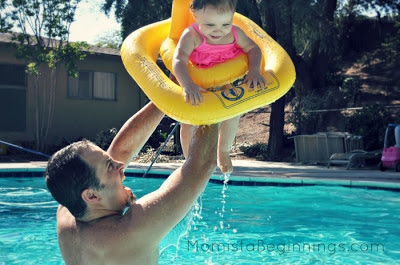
[{"left": 0, "top": 176, "right": 399, "bottom": 264}]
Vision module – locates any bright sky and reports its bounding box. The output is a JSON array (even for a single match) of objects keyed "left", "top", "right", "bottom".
[{"left": 69, "top": 0, "right": 121, "bottom": 44}]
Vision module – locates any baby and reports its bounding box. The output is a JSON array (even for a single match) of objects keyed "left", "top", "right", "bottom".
[{"left": 172, "top": 0, "right": 266, "bottom": 173}]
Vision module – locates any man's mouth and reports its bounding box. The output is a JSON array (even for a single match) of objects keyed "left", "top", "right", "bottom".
[{"left": 124, "top": 186, "right": 136, "bottom": 201}]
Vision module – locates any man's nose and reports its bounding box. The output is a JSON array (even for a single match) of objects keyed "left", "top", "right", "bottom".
[{"left": 115, "top": 160, "right": 125, "bottom": 170}]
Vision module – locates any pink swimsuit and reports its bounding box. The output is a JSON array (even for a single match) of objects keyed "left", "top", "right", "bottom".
[{"left": 189, "top": 23, "right": 245, "bottom": 69}]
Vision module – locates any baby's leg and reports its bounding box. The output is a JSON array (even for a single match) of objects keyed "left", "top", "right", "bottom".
[
  {"left": 180, "top": 123, "right": 195, "bottom": 159},
  {"left": 218, "top": 115, "right": 241, "bottom": 174}
]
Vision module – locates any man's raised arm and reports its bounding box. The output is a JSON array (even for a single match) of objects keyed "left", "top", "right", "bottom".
[
  {"left": 129, "top": 124, "right": 219, "bottom": 243},
  {"left": 107, "top": 102, "right": 164, "bottom": 166}
]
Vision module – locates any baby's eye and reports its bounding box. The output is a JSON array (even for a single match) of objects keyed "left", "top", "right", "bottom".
[{"left": 206, "top": 24, "right": 214, "bottom": 27}]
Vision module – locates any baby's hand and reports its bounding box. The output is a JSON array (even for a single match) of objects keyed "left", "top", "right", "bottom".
[
  {"left": 246, "top": 70, "right": 266, "bottom": 91},
  {"left": 183, "top": 84, "right": 208, "bottom": 106}
]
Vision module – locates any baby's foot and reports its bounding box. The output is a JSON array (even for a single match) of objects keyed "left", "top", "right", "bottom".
[{"left": 218, "top": 152, "right": 233, "bottom": 174}]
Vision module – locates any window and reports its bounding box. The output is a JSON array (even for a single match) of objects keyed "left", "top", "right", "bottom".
[
  {"left": 68, "top": 71, "right": 116, "bottom": 100},
  {"left": 0, "top": 64, "right": 26, "bottom": 86},
  {"left": 0, "top": 64, "right": 26, "bottom": 132}
]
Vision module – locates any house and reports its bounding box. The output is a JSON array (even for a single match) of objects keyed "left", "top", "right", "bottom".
[{"left": 0, "top": 32, "right": 148, "bottom": 151}]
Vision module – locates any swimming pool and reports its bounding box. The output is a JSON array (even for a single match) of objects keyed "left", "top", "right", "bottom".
[{"left": 1, "top": 175, "right": 399, "bottom": 264}]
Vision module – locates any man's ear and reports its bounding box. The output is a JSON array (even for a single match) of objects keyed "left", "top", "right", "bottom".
[{"left": 81, "top": 188, "right": 101, "bottom": 204}]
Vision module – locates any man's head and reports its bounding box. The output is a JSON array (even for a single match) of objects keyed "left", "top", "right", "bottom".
[
  {"left": 45, "top": 140, "right": 101, "bottom": 218},
  {"left": 46, "top": 140, "right": 135, "bottom": 220}
]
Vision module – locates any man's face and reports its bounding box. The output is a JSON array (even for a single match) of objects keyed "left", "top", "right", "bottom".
[{"left": 81, "top": 144, "right": 136, "bottom": 214}]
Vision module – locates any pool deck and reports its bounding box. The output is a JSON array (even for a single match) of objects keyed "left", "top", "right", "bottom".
[{"left": 0, "top": 159, "right": 399, "bottom": 189}]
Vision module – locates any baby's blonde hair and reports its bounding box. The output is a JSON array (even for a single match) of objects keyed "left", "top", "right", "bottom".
[{"left": 190, "top": 0, "right": 238, "bottom": 12}]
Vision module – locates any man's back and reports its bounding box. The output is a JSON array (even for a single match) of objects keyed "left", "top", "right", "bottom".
[{"left": 57, "top": 205, "right": 159, "bottom": 265}]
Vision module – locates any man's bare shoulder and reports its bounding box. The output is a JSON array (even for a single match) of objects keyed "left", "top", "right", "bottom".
[
  {"left": 56, "top": 205, "right": 159, "bottom": 264},
  {"left": 58, "top": 205, "right": 124, "bottom": 241},
  {"left": 56, "top": 204, "right": 155, "bottom": 247},
  {"left": 57, "top": 205, "right": 77, "bottom": 234}
]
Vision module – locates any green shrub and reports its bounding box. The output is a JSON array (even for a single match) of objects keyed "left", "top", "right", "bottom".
[
  {"left": 240, "top": 143, "right": 268, "bottom": 160},
  {"left": 345, "top": 104, "right": 400, "bottom": 151},
  {"left": 146, "top": 129, "right": 168, "bottom": 149},
  {"left": 94, "top": 128, "right": 118, "bottom": 151},
  {"left": 94, "top": 127, "right": 169, "bottom": 153},
  {"left": 288, "top": 77, "right": 361, "bottom": 135},
  {"left": 341, "top": 77, "right": 361, "bottom": 106}
]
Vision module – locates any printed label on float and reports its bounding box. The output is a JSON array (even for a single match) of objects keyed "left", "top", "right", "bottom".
[{"left": 211, "top": 71, "right": 280, "bottom": 109}]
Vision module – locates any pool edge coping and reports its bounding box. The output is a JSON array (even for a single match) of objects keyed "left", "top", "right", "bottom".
[{"left": 1, "top": 167, "right": 399, "bottom": 191}]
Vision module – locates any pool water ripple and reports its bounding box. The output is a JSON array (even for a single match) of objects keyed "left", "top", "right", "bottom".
[{"left": 0, "top": 177, "right": 399, "bottom": 264}]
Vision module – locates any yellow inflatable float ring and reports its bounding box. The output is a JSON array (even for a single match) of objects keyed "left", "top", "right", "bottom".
[{"left": 121, "top": 0, "right": 295, "bottom": 125}]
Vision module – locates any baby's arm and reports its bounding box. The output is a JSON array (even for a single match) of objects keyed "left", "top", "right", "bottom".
[
  {"left": 235, "top": 26, "right": 266, "bottom": 90},
  {"left": 173, "top": 28, "right": 207, "bottom": 105}
]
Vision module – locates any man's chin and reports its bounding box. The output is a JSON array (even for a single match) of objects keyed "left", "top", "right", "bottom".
[
  {"left": 121, "top": 193, "right": 135, "bottom": 215},
  {"left": 125, "top": 192, "right": 136, "bottom": 207}
]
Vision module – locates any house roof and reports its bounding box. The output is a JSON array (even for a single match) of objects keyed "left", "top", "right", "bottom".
[{"left": 0, "top": 32, "right": 121, "bottom": 57}]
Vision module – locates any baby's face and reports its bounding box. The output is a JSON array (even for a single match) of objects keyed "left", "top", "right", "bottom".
[{"left": 193, "top": 3, "right": 234, "bottom": 43}]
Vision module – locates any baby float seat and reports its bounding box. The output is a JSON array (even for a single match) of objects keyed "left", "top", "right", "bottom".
[{"left": 120, "top": 0, "right": 296, "bottom": 125}]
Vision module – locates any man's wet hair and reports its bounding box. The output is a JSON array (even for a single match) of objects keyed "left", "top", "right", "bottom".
[{"left": 45, "top": 139, "right": 102, "bottom": 218}]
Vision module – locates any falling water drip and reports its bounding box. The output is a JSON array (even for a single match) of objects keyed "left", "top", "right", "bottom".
[
  {"left": 160, "top": 193, "right": 205, "bottom": 262},
  {"left": 215, "top": 173, "right": 230, "bottom": 231}
]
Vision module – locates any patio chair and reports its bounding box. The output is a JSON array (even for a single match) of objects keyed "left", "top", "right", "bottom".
[{"left": 328, "top": 149, "right": 382, "bottom": 170}]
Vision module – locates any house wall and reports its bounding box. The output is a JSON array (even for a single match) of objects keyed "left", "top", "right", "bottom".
[
  {"left": 0, "top": 43, "right": 148, "bottom": 150},
  {"left": 49, "top": 53, "right": 147, "bottom": 146},
  {"left": 0, "top": 43, "right": 31, "bottom": 143}
]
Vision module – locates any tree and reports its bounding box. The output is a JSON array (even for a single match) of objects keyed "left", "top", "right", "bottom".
[
  {"left": 237, "top": 0, "right": 340, "bottom": 159},
  {"left": 0, "top": 0, "right": 11, "bottom": 32},
  {"left": 106, "top": 0, "right": 297, "bottom": 160},
  {"left": 340, "top": 0, "right": 400, "bottom": 17},
  {"left": 102, "top": 0, "right": 173, "bottom": 38},
  {"left": 103, "top": 0, "right": 399, "bottom": 160},
  {"left": 1, "top": 0, "right": 89, "bottom": 151},
  {"left": 241, "top": 0, "right": 398, "bottom": 159},
  {"left": 93, "top": 29, "right": 123, "bottom": 49},
  {"left": 264, "top": 0, "right": 297, "bottom": 160}
]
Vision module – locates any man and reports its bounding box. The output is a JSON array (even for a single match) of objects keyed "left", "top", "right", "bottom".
[{"left": 45, "top": 102, "right": 218, "bottom": 265}]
